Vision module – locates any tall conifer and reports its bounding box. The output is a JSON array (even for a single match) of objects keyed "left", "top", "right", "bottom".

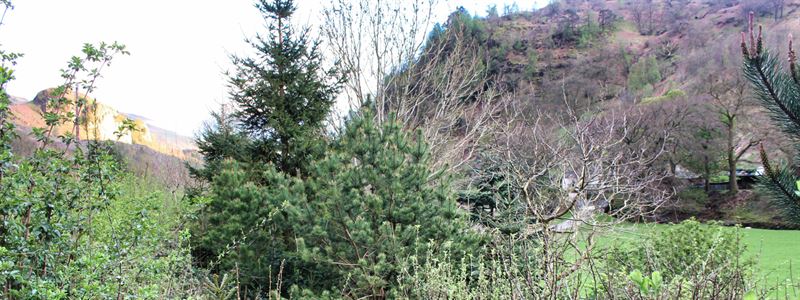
[{"left": 228, "top": 0, "right": 342, "bottom": 176}]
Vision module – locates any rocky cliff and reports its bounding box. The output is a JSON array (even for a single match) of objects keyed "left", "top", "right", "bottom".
[{"left": 13, "top": 88, "right": 196, "bottom": 159}]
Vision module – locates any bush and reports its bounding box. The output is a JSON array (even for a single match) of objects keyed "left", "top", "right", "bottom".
[
  {"left": 601, "top": 219, "right": 751, "bottom": 298},
  {"left": 675, "top": 187, "right": 709, "bottom": 214}
]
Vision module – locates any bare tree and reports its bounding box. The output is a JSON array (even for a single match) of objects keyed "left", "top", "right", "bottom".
[
  {"left": 663, "top": 0, "right": 690, "bottom": 32},
  {"left": 467, "top": 96, "right": 670, "bottom": 295},
  {"left": 740, "top": 0, "right": 774, "bottom": 20},
  {"left": 598, "top": 8, "right": 618, "bottom": 33},
  {"left": 323, "top": 0, "right": 500, "bottom": 173},
  {"left": 630, "top": 0, "right": 658, "bottom": 35},
  {"left": 771, "top": 0, "right": 785, "bottom": 20},
  {"left": 706, "top": 74, "right": 762, "bottom": 194}
]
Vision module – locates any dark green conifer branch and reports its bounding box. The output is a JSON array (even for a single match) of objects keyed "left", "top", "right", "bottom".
[{"left": 741, "top": 12, "right": 800, "bottom": 222}]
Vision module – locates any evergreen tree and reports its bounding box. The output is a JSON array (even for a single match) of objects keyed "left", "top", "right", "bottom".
[
  {"left": 188, "top": 105, "right": 249, "bottom": 182},
  {"left": 228, "top": 0, "right": 342, "bottom": 176},
  {"left": 295, "top": 113, "right": 479, "bottom": 298},
  {"left": 191, "top": 0, "right": 344, "bottom": 294},
  {"left": 741, "top": 14, "right": 800, "bottom": 221},
  {"left": 627, "top": 55, "right": 661, "bottom": 94},
  {"left": 195, "top": 112, "right": 478, "bottom": 297}
]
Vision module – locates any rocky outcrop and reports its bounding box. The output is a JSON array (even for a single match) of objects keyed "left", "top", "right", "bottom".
[
  {"left": 20, "top": 88, "right": 194, "bottom": 160},
  {"left": 33, "top": 88, "right": 140, "bottom": 144}
]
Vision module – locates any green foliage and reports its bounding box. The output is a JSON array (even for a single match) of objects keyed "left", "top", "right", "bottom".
[
  {"left": 640, "top": 89, "right": 685, "bottom": 104},
  {"left": 449, "top": 8, "right": 488, "bottom": 43},
  {"left": 741, "top": 24, "right": 800, "bottom": 223},
  {"left": 0, "top": 37, "right": 196, "bottom": 298},
  {"left": 395, "top": 244, "right": 536, "bottom": 299},
  {"left": 193, "top": 159, "right": 298, "bottom": 294},
  {"left": 397, "top": 220, "right": 755, "bottom": 299},
  {"left": 226, "top": 0, "right": 343, "bottom": 177},
  {"left": 0, "top": 49, "right": 21, "bottom": 180},
  {"left": 604, "top": 219, "right": 751, "bottom": 293},
  {"left": 202, "top": 274, "right": 237, "bottom": 300},
  {"left": 485, "top": 5, "right": 498, "bottom": 19},
  {"left": 458, "top": 154, "right": 530, "bottom": 234},
  {"left": 298, "top": 114, "right": 479, "bottom": 297},
  {"left": 627, "top": 270, "right": 663, "bottom": 295},
  {"left": 195, "top": 112, "right": 478, "bottom": 297},
  {"left": 675, "top": 187, "right": 709, "bottom": 214},
  {"left": 189, "top": 107, "right": 250, "bottom": 182},
  {"left": 627, "top": 55, "right": 662, "bottom": 94},
  {"left": 577, "top": 12, "right": 602, "bottom": 48},
  {"left": 523, "top": 50, "right": 538, "bottom": 78}
]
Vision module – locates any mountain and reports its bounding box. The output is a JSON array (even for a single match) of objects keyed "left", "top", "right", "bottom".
[
  {"left": 9, "top": 95, "right": 27, "bottom": 103},
  {"left": 8, "top": 88, "right": 200, "bottom": 186},
  {"left": 12, "top": 88, "right": 197, "bottom": 154}
]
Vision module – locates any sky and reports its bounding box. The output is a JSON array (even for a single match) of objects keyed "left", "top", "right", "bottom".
[{"left": 1, "top": 0, "right": 547, "bottom": 136}]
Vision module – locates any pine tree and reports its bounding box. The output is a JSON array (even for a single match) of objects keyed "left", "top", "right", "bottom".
[
  {"left": 294, "top": 112, "right": 479, "bottom": 298},
  {"left": 194, "top": 111, "right": 478, "bottom": 297},
  {"left": 741, "top": 13, "right": 800, "bottom": 221},
  {"left": 228, "top": 0, "right": 342, "bottom": 176},
  {"left": 191, "top": 0, "right": 344, "bottom": 294}
]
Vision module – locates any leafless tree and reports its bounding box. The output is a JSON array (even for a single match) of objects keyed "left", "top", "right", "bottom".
[
  {"left": 598, "top": 8, "right": 618, "bottom": 33},
  {"left": 630, "top": 0, "right": 658, "bottom": 35},
  {"left": 770, "top": 0, "right": 785, "bottom": 20},
  {"left": 740, "top": 0, "right": 774, "bottom": 20},
  {"left": 469, "top": 95, "right": 670, "bottom": 295},
  {"left": 322, "top": 0, "right": 501, "bottom": 173},
  {"left": 705, "top": 74, "right": 763, "bottom": 194}
]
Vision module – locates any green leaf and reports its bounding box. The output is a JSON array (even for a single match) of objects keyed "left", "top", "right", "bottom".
[
  {"left": 651, "top": 271, "right": 662, "bottom": 292},
  {"left": 795, "top": 180, "right": 800, "bottom": 197},
  {"left": 744, "top": 291, "right": 757, "bottom": 300}
]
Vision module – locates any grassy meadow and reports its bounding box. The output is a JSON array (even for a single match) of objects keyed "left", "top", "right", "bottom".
[{"left": 600, "top": 223, "right": 800, "bottom": 284}]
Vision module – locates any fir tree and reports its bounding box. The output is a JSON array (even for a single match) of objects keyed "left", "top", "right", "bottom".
[
  {"left": 191, "top": 0, "right": 344, "bottom": 294},
  {"left": 188, "top": 104, "right": 249, "bottom": 182},
  {"left": 228, "top": 0, "right": 342, "bottom": 176},
  {"left": 741, "top": 13, "right": 800, "bottom": 222}
]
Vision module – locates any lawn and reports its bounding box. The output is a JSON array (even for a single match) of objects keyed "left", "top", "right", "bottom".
[
  {"left": 742, "top": 227, "right": 800, "bottom": 283},
  {"left": 598, "top": 223, "right": 800, "bottom": 283}
]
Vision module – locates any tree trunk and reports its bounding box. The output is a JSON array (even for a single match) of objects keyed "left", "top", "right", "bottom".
[
  {"left": 727, "top": 124, "right": 739, "bottom": 194},
  {"left": 704, "top": 156, "right": 711, "bottom": 193}
]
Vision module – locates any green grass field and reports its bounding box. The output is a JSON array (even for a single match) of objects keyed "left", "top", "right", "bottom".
[{"left": 598, "top": 223, "right": 800, "bottom": 283}]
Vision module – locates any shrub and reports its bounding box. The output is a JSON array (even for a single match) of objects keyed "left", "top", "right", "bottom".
[
  {"left": 602, "top": 219, "right": 751, "bottom": 298},
  {"left": 675, "top": 187, "right": 709, "bottom": 214},
  {"left": 195, "top": 112, "right": 480, "bottom": 298}
]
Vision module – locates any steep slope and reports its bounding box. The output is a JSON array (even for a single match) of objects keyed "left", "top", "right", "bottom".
[
  {"left": 439, "top": 0, "right": 800, "bottom": 226},
  {"left": 8, "top": 88, "right": 200, "bottom": 186},
  {"left": 459, "top": 0, "right": 800, "bottom": 106},
  {"left": 10, "top": 88, "right": 197, "bottom": 158}
]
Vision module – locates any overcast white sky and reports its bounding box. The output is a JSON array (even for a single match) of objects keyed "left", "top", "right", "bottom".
[{"left": 1, "top": 0, "right": 547, "bottom": 136}]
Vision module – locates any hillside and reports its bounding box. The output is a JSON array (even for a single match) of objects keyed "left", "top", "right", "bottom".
[
  {"left": 5, "top": 0, "right": 800, "bottom": 298},
  {"left": 8, "top": 88, "right": 200, "bottom": 185},
  {"left": 10, "top": 88, "right": 196, "bottom": 154},
  {"left": 432, "top": 0, "right": 800, "bottom": 227},
  {"left": 463, "top": 0, "right": 800, "bottom": 104}
]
